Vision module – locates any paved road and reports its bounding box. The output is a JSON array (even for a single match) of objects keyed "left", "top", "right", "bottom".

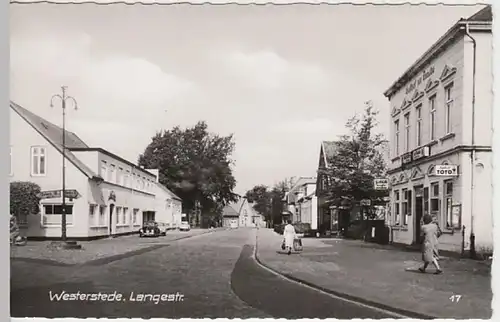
[{"left": 11, "top": 228, "right": 401, "bottom": 319}]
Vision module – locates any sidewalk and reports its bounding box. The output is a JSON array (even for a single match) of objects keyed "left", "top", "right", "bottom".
[
  {"left": 10, "top": 228, "right": 217, "bottom": 266},
  {"left": 256, "top": 228, "right": 492, "bottom": 319}
]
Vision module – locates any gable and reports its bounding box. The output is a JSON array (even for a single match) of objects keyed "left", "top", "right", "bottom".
[{"left": 440, "top": 64, "right": 457, "bottom": 82}]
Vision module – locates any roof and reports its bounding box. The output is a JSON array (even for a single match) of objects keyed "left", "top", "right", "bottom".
[
  {"left": 156, "top": 182, "right": 182, "bottom": 201},
  {"left": 222, "top": 197, "right": 250, "bottom": 218},
  {"left": 384, "top": 5, "right": 492, "bottom": 98},
  {"left": 321, "top": 141, "right": 340, "bottom": 168},
  {"left": 10, "top": 101, "right": 100, "bottom": 180}
]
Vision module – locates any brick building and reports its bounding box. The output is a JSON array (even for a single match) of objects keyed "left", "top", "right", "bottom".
[{"left": 383, "top": 6, "right": 492, "bottom": 254}]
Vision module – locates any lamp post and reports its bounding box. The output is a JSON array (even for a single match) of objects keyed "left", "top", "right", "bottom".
[{"left": 50, "top": 86, "right": 77, "bottom": 242}]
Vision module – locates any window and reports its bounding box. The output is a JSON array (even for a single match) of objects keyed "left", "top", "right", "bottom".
[
  {"left": 99, "top": 205, "right": 107, "bottom": 226},
  {"left": 31, "top": 146, "right": 46, "bottom": 176},
  {"left": 404, "top": 113, "right": 410, "bottom": 152},
  {"left": 10, "top": 146, "right": 13, "bottom": 176},
  {"left": 394, "top": 120, "right": 400, "bottom": 156},
  {"left": 124, "top": 207, "right": 129, "bottom": 225},
  {"left": 430, "top": 182, "right": 440, "bottom": 213},
  {"left": 394, "top": 190, "right": 400, "bottom": 225},
  {"left": 444, "top": 181, "right": 459, "bottom": 229},
  {"left": 445, "top": 84, "right": 453, "bottom": 134},
  {"left": 416, "top": 105, "right": 422, "bottom": 147},
  {"left": 42, "top": 204, "right": 74, "bottom": 226},
  {"left": 116, "top": 207, "right": 123, "bottom": 225},
  {"left": 429, "top": 96, "right": 437, "bottom": 140},
  {"left": 89, "top": 204, "right": 97, "bottom": 226},
  {"left": 100, "top": 161, "right": 108, "bottom": 181},
  {"left": 125, "top": 170, "right": 131, "bottom": 187},
  {"left": 133, "top": 208, "right": 139, "bottom": 225},
  {"left": 109, "top": 164, "right": 116, "bottom": 183},
  {"left": 118, "top": 167, "right": 124, "bottom": 186},
  {"left": 401, "top": 189, "right": 410, "bottom": 226}
]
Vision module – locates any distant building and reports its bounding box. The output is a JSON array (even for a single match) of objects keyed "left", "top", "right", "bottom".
[
  {"left": 9, "top": 101, "right": 181, "bottom": 240},
  {"left": 383, "top": 6, "right": 493, "bottom": 254},
  {"left": 153, "top": 181, "right": 183, "bottom": 229},
  {"left": 222, "top": 197, "right": 265, "bottom": 228},
  {"left": 284, "top": 176, "right": 317, "bottom": 228}
]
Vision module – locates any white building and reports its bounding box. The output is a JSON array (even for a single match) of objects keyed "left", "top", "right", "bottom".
[
  {"left": 383, "top": 6, "right": 492, "bottom": 254},
  {"left": 222, "top": 197, "right": 266, "bottom": 228},
  {"left": 10, "top": 101, "right": 182, "bottom": 239},
  {"left": 153, "top": 179, "right": 183, "bottom": 229},
  {"left": 285, "top": 177, "right": 318, "bottom": 229}
]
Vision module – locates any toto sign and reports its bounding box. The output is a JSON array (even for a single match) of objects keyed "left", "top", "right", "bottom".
[{"left": 435, "top": 165, "right": 458, "bottom": 176}]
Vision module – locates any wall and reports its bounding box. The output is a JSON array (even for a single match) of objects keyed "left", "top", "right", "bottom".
[
  {"left": 10, "top": 110, "right": 90, "bottom": 238},
  {"left": 389, "top": 37, "right": 465, "bottom": 170}
]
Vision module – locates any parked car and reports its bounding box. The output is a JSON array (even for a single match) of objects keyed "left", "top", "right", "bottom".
[
  {"left": 139, "top": 221, "right": 161, "bottom": 237},
  {"left": 179, "top": 221, "right": 191, "bottom": 232},
  {"left": 156, "top": 222, "right": 169, "bottom": 236}
]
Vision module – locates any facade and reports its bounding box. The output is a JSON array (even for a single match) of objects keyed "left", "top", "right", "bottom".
[
  {"left": 295, "top": 182, "right": 318, "bottom": 230},
  {"left": 153, "top": 181, "right": 183, "bottom": 229},
  {"left": 9, "top": 101, "right": 181, "bottom": 239},
  {"left": 384, "top": 6, "right": 493, "bottom": 254},
  {"left": 222, "top": 197, "right": 265, "bottom": 228},
  {"left": 315, "top": 141, "right": 339, "bottom": 234},
  {"left": 284, "top": 177, "right": 317, "bottom": 224}
]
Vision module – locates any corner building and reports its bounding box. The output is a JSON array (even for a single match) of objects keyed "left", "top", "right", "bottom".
[{"left": 383, "top": 6, "right": 492, "bottom": 254}]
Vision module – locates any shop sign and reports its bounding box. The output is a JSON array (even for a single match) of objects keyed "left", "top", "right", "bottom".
[
  {"left": 405, "top": 66, "right": 435, "bottom": 94},
  {"left": 435, "top": 165, "right": 458, "bottom": 176},
  {"left": 401, "top": 152, "right": 412, "bottom": 165},
  {"left": 373, "top": 178, "right": 389, "bottom": 190},
  {"left": 412, "top": 146, "right": 430, "bottom": 161},
  {"left": 37, "top": 189, "right": 80, "bottom": 200},
  {"left": 360, "top": 199, "right": 371, "bottom": 206}
]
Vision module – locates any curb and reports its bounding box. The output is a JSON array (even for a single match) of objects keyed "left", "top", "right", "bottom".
[{"left": 254, "top": 231, "right": 435, "bottom": 320}]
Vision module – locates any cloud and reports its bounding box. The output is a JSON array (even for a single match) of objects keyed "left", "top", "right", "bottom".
[{"left": 212, "top": 49, "right": 329, "bottom": 90}]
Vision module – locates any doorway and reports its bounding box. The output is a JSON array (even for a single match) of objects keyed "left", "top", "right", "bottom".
[
  {"left": 109, "top": 204, "right": 115, "bottom": 235},
  {"left": 414, "top": 188, "right": 423, "bottom": 244}
]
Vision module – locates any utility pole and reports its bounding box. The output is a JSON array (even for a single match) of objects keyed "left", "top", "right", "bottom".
[{"left": 51, "top": 86, "right": 77, "bottom": 243}]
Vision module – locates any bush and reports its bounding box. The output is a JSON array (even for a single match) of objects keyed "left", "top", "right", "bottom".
[{"left": 10, "top": 181, "right": 41, "bottom": 218}]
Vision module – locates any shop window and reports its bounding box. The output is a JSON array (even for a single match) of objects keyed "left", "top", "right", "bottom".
[
  {"left": 42, "top": 204, "right": 74, "bottom": 226},
  {"left": 133, "top": 208, "right": 139, "bottom": 225},
  {"left": 444, "top": 181, "right": 460, "bottom": 229},
  {"left": 430, "top": 182, "right": 440, "bottom": 213},
  {"left": 116, "top": 207, "right": 123, "bottom": 225},
  {"left": 99, "top": 205, "right": 107, "bottom": 226},
  {"left": 401, "top": 189, "right": 411, "bottom": 226},
  {"left": 124, "top": 207, "right": 129, "bottom": 225},
  {"left": 89, "top": 204, "right": 97, "bottom": 226},
  {"left": 394, "top": 190, "right": 400, "bottom": 225}
]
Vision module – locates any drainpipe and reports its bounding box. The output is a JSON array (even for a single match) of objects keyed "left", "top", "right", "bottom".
[{"left": 463, "top": 22, "right": 477, "bottom": 259}]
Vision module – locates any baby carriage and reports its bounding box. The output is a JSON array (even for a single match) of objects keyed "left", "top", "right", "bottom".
[{"left": 281, "top": 237, "right": 303, "bottom": 252}]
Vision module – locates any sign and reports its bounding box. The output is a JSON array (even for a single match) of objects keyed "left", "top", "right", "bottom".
[
  {"left": 401, "top": 152, "right": 412, "bottom": 165},
  {"left": 360, "top": 199, "right": 371, "bottom": 206},
  {"left": 412, "top": 146, "right": 430, "bottom": 161},
  {"left": 37, "top": 189, "right": 80, "bottom": 200},
  {"left": 108, "top": 191, "right": 117, "bottom": 202},
  {"left": 435, "top": 165, "right": 458, "bottom": 176},
  {"left": 405, "top": 66, "right": 435, "bottom": 94},
  {"left": 373, "top": 178, "right": 389, "bottom": 190},
  {"left": 383, "top": 196, "right": 391, "bottom": 202}
]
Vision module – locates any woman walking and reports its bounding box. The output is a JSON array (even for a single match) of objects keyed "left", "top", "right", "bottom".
[
  {"left": 283, "top": 219, "right": 297, "bottom": 255},
  {"left": 419, "top": 214, "right": 443, "bottom": 274}
]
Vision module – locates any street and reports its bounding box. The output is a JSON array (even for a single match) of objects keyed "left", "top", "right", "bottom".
[{"left": 11, "top": 228, "right": 400, "bottom": 319}]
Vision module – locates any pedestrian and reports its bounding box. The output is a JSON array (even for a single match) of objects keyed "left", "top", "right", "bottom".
[
  {"left": 283, "top": 219, "right": 297, "bottom": 255},
  {"left": 419, "top": 214, "right": 443, "bottom": 274}
]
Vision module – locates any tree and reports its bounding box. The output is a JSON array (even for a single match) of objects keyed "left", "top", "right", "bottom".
[
  {"left": 245, "top": 185, "right": 272, "bottom": 222},
  {"left": 138, "top": 121, "right": 238, "bottom": 220},
  {"left": 319, "top": 101, "right": 388, "bottom": 214},
  {"left": 10, "top": 181, "right": 41, "bottom": 219}
]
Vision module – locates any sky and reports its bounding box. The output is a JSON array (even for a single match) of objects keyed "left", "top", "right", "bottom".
[{"left": 10, "top": 3, "right": 484, "bottom": 195}]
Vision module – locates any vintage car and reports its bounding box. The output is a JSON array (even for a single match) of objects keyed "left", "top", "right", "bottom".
[
  {"left": 179, "top": 221, "right": 191, "bottom": 232},
  {"left": 139, "top": 221, "right": 161, "bottom": 237}
]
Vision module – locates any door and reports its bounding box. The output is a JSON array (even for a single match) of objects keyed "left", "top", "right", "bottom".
[
  {"left": 414, "top": 196, "right": 423, "bottom": 244},
  {"left": 109, "top": 204, "right": 115, "bottom": 235}
]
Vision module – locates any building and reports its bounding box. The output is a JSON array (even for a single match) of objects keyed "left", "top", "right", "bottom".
[
  {"left": 293, "top": 179, "right": 318, "bottom": 231},
  {"left": 315, "top": 141, "right": 341, "bottom": 235},
  {"left": 383, "top": 6, "right": 492, "bottom": 254},
  {"left": 222, "top": 197, "right": 265, "bottom": 228},
  {"left": 153, "top": 180, "right": 183, "bottom": 229},
  {"left": 9, "top": 101, "right": 181, "bottom": 239}
]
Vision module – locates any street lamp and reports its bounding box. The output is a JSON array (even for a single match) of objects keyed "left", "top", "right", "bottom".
[{"left": 50, "top": 86, "right": 77, "bottom": 243}]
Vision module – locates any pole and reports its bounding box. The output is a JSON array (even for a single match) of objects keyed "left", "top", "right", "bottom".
[
  {"left": 50, "top": 86, "right": 77, "bottom": 243},
  {"left": 61, "top": 86, "right": 67, "bottom": 241}
]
